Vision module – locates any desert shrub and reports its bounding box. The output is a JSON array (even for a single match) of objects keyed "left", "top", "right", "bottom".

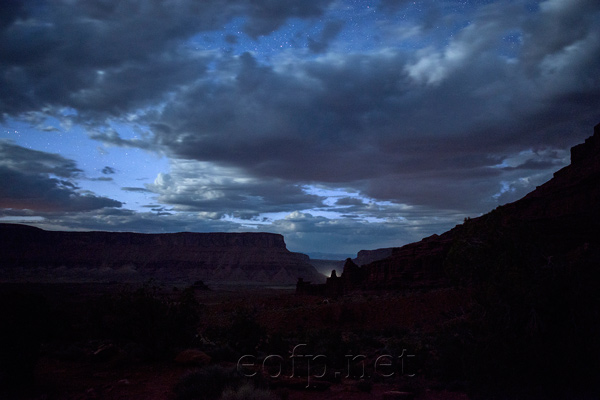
[
  {"left": 428, "top": 325, "right": 473, "bottom": 385},
  {"left": 167, "top": 287, "right": 203, "bottom": 345},
  {"left": 220, "top": 384, "right": 276, "bottom": 400},
  {"left": 303, "top": 329, "right": 346, "bottom": 362},
  {"left": 174, "top": 365, "right": 242, "bottom": 400},
  {"left": 443, "top": 219, "right": 600, "bottom": 398},
  {"left": 272, "top": 388, "right": 289, "bottom": 400},
  {"left": 205, "top": 343, "right": 240, "bottom": 363},
  {"left": 81, "top": 283, "right": 201, "bottom": 360},
  {"left": 203, "top": 307, "right": 264, "bottom": 357},
  {"left": 355, "top": 379, "right": 373, "bottom": 392},
  {"left": 356, "top": 331, "right": 385, "bottom": 351},
  {"left": 202, "top": 309, "right": 265, "bottom": 362},
  {"left": 0, "top": 291, "right": 50, "bottom": 388},
  {"left": 226, "top": 308, "right": 265, "bottom": 354},
  {"left": 262, "top": 332, "right": 290, "bottom": 358}
]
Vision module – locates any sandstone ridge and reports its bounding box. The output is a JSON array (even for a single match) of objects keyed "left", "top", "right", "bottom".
[
  {"left": 318, "top": 122, "right": 600, "bottom": 294},
  {"left": 363, "top": 123, "right": 600, "bottom": 290},
  {"left": 0, "top": 226, "right": 324, "bottom": 284}
]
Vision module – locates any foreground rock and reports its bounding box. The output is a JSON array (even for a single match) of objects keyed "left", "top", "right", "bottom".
[
  {"left": 174, "top": 349, "right": 211, "bottom": 366},
  {"left": 0, "top": 228, "right": 324, "bottom": 284}
]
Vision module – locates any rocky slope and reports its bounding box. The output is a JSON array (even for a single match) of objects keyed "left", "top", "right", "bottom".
[
  {"left": 348, "top": 122, "right": 600, "bottom": 290},
  {"left": 336, "top": 123, "right": 600, "bottom": 396},
  {"left": 0, "top": 226, "right": 324, "bottom": 284},
  {"left": 353, "top": 247, "right": 393, "bottom": 267}
]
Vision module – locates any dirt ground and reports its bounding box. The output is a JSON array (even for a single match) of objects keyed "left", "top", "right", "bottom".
[{"left": 1, "top": 283, "right": 473, "bottom": 399}]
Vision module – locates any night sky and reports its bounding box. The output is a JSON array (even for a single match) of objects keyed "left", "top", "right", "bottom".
[{"left": 1, "top": 0, "right": 599, "bottom": 258}]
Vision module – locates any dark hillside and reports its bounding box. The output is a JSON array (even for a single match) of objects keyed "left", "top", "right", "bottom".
[{"left": 339, "top": 123, "right": 600, "bottom": 397}]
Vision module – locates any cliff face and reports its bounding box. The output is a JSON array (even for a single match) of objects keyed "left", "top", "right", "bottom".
[
  {"left": 350, "top": 123, "right": 600, "bottom": 290},
  {"left": 364, "top": 233, "right": 455, "bottom": 289},
  {"left": 353, "top": 248, "right": 393, "bottom": 267},
  {"left": 0, "top": 226, "right": 323, "bottom": 284}
]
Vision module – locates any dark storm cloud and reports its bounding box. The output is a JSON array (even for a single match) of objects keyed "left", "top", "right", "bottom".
[
  {"left": 89, "top": 129, "right": 157, "bottom": 150},
  {"left": 0, "top": 165, "right": 122, "bottom": 212},
  {"left": 225, "top": 34, "right": 239, "bottom": 45},
  {"left": 151, "top": 0, "right": 600, "bottom": 214},
  {"left": 0, "top": 2, "right": 26, "bottom": 31},
  {"left": 308, "top": 20, "right": 344, "bottom": 53},
  {"left": 267, "top": 211, "right": 459, "bottom": 256},
  {"left": 156, "top": 50, "right": 411, "bottom": 182},
  {"left": 121, "top": 187, "right": 152, "bottom": 193},
  {"left": 146, "top": 160, "right": 326, "bottom": 219},
  {"left": 335, "top": 197, "right": 365, "bottom": 206},
  {"left": 0, "top": 0, "right": 336, "bottom": 118},
  {"left": 0, "top": 140, "right": 81, "bottom": 178},
  {"left": 0, "top": 141, "right": 122, "bottom": 212},
  {"left": 520, "top": 0, "right": 600, "bottom": 68},
  {"left": 22, "top": 208, "right": 247, "bottom": 236},
  {"left": 502, "top": 160, "right": 559, "bottom": 171},
  {"left": 242, "top": 0, "right": 335, "bottom": 38}
]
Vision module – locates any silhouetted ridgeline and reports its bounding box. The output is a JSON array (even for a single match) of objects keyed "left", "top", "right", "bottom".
[
  {"left": 0, "top": 226, "right": 324, "bottom": 284},
  {"left": 315, "top": 122, "right": 600, "bottom": 294}
]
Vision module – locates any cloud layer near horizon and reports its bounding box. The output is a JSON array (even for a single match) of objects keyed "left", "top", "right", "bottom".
[{"left": 1, "top": 0, "right": 599, "bottom": 256}]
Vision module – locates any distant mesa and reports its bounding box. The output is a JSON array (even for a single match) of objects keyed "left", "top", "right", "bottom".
[{"left": 0, "top": 227, "right": 324, "bottom": 285}]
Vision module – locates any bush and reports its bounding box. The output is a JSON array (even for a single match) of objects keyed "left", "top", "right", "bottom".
[
  {"left": 174, "top": 365, "right": 242, "bottom": 400},
  {"left": 227, "top": 308, "right": 265, "bottom": 354},
  {"left": 89, "top": 284, "right": 201, "bottom": 360},
  {"left": 0, "top": 291, "right": 49, "bottom": 389},
  {"left": 355, "top": 379, "right": 373, "bottom": 392},
  {"left": 221, "top": 384, "right": 276, "bottom": 400},
  {"left": 442, "top": 219, "right": 600, "bottom": 398}
]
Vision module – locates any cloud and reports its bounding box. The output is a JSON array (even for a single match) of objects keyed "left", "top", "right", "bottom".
[
  {"left": 335, "top": 197, "right": 365, "bottom": 206},
  {"left": 225, "top": 34, "right": 239, "bottom": 45},
  {"left": 267, "top": 211, "right": 459, "bottom": 256},
  {"left": 146, "top": 159, "right": 326, "bottom": 219},
  {"left": 0, "top": 140, "right": 82, "bottom": 178},
  {"left": 308, "top": 20, "right": 344, "bottom": 53},
  {"left": 148, "top": 1, "right": 599, "bottom": 216},
  {"left": 0, "top": 142, "right": 122, "bottom": 212},
  {"left": 241, "top": 0, "right": 335, "bottom": 39},
  {"left": 0, "top": 2, "right": 25, "bottom": 29},
  {"left": 155, "top": 50, "right": 412, "bottom": 182},
  {"left": 121, "top": 187, "right": 152, "bottom": 193},
  {"left": 10, "top": 208, "right": 246, "bottom": 238},
  {"left": 102, "top": 166, "right": 116, "bottom": 175},
  {"left": 0, "top": 0, "right": 336, "bottom": 119},
  {"left": 403, "top": 3, "right": 524, "bottom": 85},
  {"left": 88, "top": 128, "right": 158, "bottom": 150},
  {"left": 523, "top": 0, "right": 600, "bottom": 68},
  {"left": 0, "top": 165, "right": 122, "bottom": 212}
]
